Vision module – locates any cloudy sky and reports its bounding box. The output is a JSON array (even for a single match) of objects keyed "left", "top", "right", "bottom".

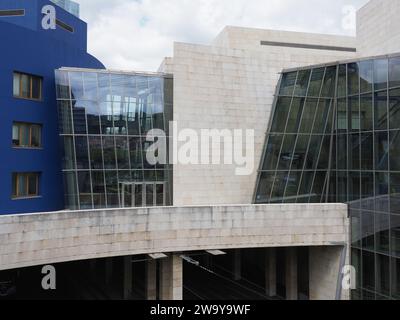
[{"left": 75, "top": 0, "right": 369, "bottom": 71}]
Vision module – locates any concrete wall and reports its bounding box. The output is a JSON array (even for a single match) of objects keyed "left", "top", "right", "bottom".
[
  {"left": 309, "top": 246, "right": 350, "bottom": 300},
  {"left": 165, "top": 28, "right": 356, "bottom": 206},
  {"left": 357, "top": 0, "right": 400, "bottom": 56},
  {"left": 0, "top": 204, "right": 348, "bottom": 271}
]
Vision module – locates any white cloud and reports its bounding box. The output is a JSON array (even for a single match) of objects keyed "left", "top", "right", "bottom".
[{"left": 75, "top": 0, "right": 369, "bottom": 71}]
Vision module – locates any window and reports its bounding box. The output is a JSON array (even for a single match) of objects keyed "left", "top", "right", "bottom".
[
  {"left": 12, "top": 173, "right": 40, "bottom": 199},
  {"left": 12, "top": 122, "right": 42, "bottom": 148},
  {"left": 13, "top": 72, "right": 42, "bottom": 100}
]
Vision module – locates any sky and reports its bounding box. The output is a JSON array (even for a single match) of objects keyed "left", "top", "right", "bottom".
[{"left": 75, "top": 0, "right": 369, "bottom": 71}]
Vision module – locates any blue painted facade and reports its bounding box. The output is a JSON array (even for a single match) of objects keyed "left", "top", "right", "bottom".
[{"left": 0, "top": 0, "right": 104, "bottom": 214}]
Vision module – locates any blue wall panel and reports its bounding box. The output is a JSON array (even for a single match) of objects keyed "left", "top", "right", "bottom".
[{"left": 0, "top": 0, "right": 104, "bottom": 214}]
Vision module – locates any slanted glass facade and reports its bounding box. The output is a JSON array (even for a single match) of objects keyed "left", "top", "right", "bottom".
[
  {"left": 56, "top": 69, "right": 173, "bottom": 210},
  {"left": 255, "top": 54, "right": 400, "bottom": 300}
]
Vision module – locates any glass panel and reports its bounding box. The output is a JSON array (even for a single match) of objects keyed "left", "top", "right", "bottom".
[
  {"left": 58, "top": 100, "right": 73, "bottom": 134},
  {"left": 100, "top": 102, "right": 113, "bottom": 134},
  {"left": 20, "top": 74, "right": 30, "bottom": 98},
  {"left": 391, "top": 258, "right": 400, "bottom": 299},
  {"left": 294, "top": 70, "right": 310, "bottom": 96},
  {"left": 103, "top": 136, "right": 116, "bottom": 169},
  {"left": 308, "top": 68, "right": 324, "bottom": 97},
  {"left": 313, "top": 99, "right": 332, "bottom": 133},
  {"left": 156, "top": 184, "right": 165, "bottom": 206},
  {"left": 146, "top": 183, "right": 154, "bottom": 207},
  {"left": 255, "top": 172, "right": 275, "bottom": 203},
  {"left": 349, "top": 171, "right": 361, "bottom": 203},
  {"left": 348, "top": 63, "right": 359, "bottom": 96},
  {"left": 390, "top": 130, "right": 400, "bottom": 171},
  {"left": 12, "top": 124, "right": 19, "bottom": 146},
  {"left": 349, "top": 96, "right": 360, "bottom": 132},
  {"left": 304, "top": 135, "right": 323, "bottom": 170},
  {"left": 62, "top": 136, "right": 75, "bottom": 170},
  {"left": 270, "top": 97, "right": 291, "bottom": 133},
  {"left": 31, "top": 125, "right": 41, "bottom": 148},
  {"left": 270, "top": 172, "right": 289, "bottom": 203},
  {"left": 362, "top": 251, "right": 376, "bottom": 292},
  {"left": 375, "top": 131, "right": 389, "bottom": 171},
  {"left": 98, "top": 73, "right": 111, "bottom": 101},
  {"left": 337, "top": 134, "right": 347, "bottom": 169},
  {"left": 27, "top": 174, "right": 38, "bottom": 196},
  {"left": 105, "top": 171, "right": 119, "bottom": 208},
  {"left": 63, "top": 172, "right": 78, "bottom": 210},
  {"left": 389, "top": 57, "right": 400, "bottom": 88},
  {"left": 110, "top": 74, "right": 126, "bottom": 101},
  {"left": 389, "top": 88, "right": 400, "bottom": 130},
  {"left": 391, "top": 215, "right": 400, "bottom": 257},
  {"left": 92, "top": 171, "right": 106, "bottom": 209},
  {"left": 88, "top": 136, "right": 103, "bottom": 169},
  {"left": 310, "top": 171, "right": 327, "bottom": 202},
  {"left": 351, "top": 210, "right": 361, "bottom": 247},
  {"left": 321, "top": 66, "right": 336, "bottom": 97},
  {"left": 13, "top": 73, "right": 20, "bottom": 96},
  {"left": 284, "top": 171, "right": 301, "bottom": 201},
  {"left": 129, "top": 136, "right": 144, "bottom": 169},
  {"left": 262, "top": 134, "right": 283, "bottom": 170},
  {"left": 390, "top": 173, "right": 400, "bottom": 215},
  {"left": 299, "top": 98, "right": 317, "bottom": 133},
  {"left": 337, "top": 171, "right": 348, "bottom": 203},
  {"left": 361, "top": 172, "right": 374, "bottom": 210},
  {"left": 360, "top": 60, "right": 374, "bottom": 93},
  {"left": 285, "top": 97, "right": 304, "bottom": 133},
  {"left": 279, "top": 72, "right": 297, "bottom": 96},
  {"left": 361, "top": 133, "right": 373, "bottom": 170},
  {"left": 376, "top": 213, "right": 390, "bottom": 254},
  {"left": 72, "top": 100, "right": 87, "bottom": 134},
  {"left": 360, "top": 94, "right": 373, "bottom": 131},
  {"left": 134, "top": 184, "right": 143, "bottom": 207},
  {"left": 127, "top": 97, "right": 140, "bottom": 135},
  {"left": 317, "top": 135, "right": 331, "bottom": 169},
  {"left": 77, "top": 171, "right": 92, "bottom": 209},
  {"left": 83, "top": 72, "right": 98, "bottom": 101},
  {"left": 83, "top": 101, "right": 100, "bottom": 135},
  {"left": 297, "top": 171, "right": 314, "bottom": 202},
  {"left": 374, "top": 90, "right": 388, "bottom": 131},
  {"left": 374, "top": 59, "right": 388, "bottom": 91},
  {"left": 113, "top": 101, "right": 128, "bottom": 135},
  {"left": 115, "top": 136, "right": 129, "bottom": 169},
  {"left": 20, "top": 124, "right": 29, "bottom": 147},
  {"left": 376, "top": 254, "right": 390, "bottom": 296},
  {"left": 376, "top": 172, "right": 389, "bottom": 213},
  {"left": 277, "top": 135, "right": 296, "bottom": 170},
  {"left": 69, "top": 72, "right": 84, "bottom": 100},
  {"left": 291, "top": 135, "right": 310, "bottom": 170},
  {"left": 31, "top": 76, "right": 41, "bottom": 100},
  {"left": 75, "top": 136, "right": 89, "bottom": 169},
  {"left": 349, "top": 133, "right": 360, "bottom": 170},
  {"left": 337, "top": 64, "right": 347, "bottom": 97},
  {"left": 55, "top": 71, "right": 70, "bottom": 99},
  {"left": 337, "top": 98, "right": 348, "bottom": 132}
]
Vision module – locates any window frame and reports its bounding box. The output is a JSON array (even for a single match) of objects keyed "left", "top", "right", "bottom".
[
  {"left": 12, "top": 173, "right": 40, "bottom": 199},
  {"left": 12, "top": 122, "right": 42, "bottom": 149},
  {"left": 13, "top": 72, "right": 43, "bottom": 101}
]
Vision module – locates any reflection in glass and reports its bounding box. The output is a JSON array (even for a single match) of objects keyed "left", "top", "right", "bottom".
[
  {"left": 294, "top": 70, "right": 310, "bottom": 96},
  {"left": 308, "top": 68, "right": 324, "bottom": 97},
  {"left": 374, "top": 59, "right": 388, "bottom": 91},
  {"left": 270, "top": 97, "right": 291, "bottom": 133},
  {"left": 262, "top": 134, "right": 283, "bottom": 170},
  {"left": 359, "top": 60, "right": 373, "bottom": 93},
  {"left": 279, "top": 72, "right": 297, "bottom": 96}
]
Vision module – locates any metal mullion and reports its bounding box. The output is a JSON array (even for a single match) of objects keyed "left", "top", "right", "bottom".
[
  {"left": 253, "top": 74, "right": 283, "bottom": 203},
  {"left": 268, "top": 71, "right": 299, "bottom": 202},
  {"left": 326, "top": 65, "right": 340, "bottom": 203},
  {"left": 82, "top": 73, "right": 94, "bottom": 209},
  {"left": 296, "top": 68, "right": 327, "bottom": 201},
  {"left": 282, "top": 70, "right": 312, "bottom": 200},
  {"left": 68, "top": 73, "right": 81, "bottom": 210}
]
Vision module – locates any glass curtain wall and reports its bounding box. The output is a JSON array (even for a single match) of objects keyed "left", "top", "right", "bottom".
[
  {"left": 56, "top": 69, "right": 173, "bottom": 210},
  {"left": 255, "top": 54, "right": 400, "bottom": 300}
]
